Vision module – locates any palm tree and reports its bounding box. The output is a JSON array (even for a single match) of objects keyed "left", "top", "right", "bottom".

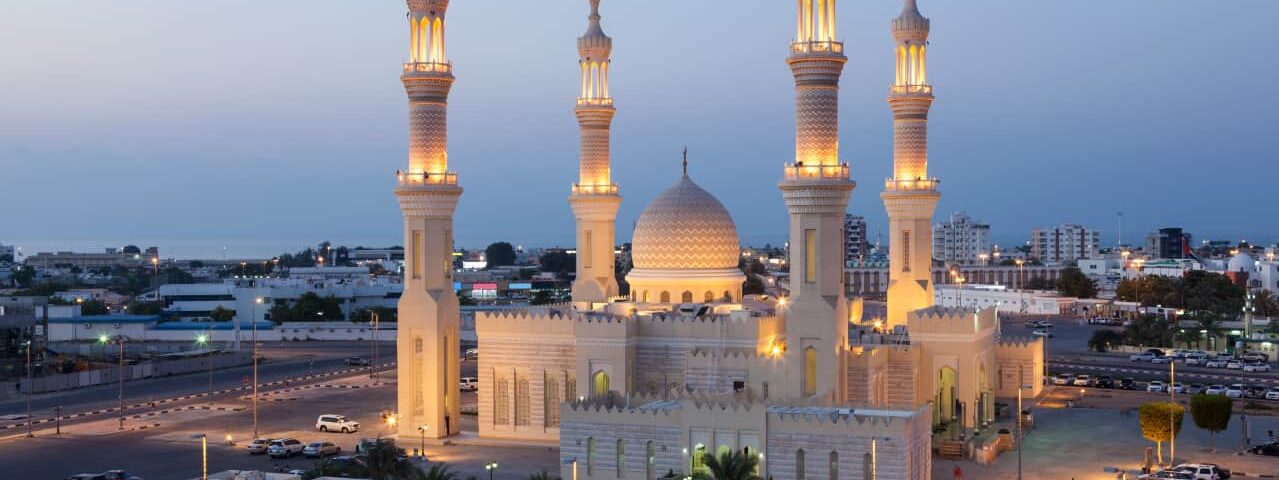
[
  {"left": 1255, "top": 290, "right": 1279, "bottom": 318},
  {"left": 424, "top": 463, "right": 460, "bottom": 480},
  {"left": 694, "top": 450, "right": 762, "bottom": 480},
  {"left": 525, "top": 472, "right": 559, "bottom": 480}
]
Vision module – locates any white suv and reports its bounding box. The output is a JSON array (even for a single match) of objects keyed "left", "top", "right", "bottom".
[
  {"left": 268, "top": 438, "right": 305, "bottom": 458},
  {"left": 460, "top": 377, "right": 478, "bottom": 392},
  {"left": 316, "top": 414, "right": 360, "bottom": 433},
  {"left": 1174, "top": 463, "right": 1225, "bottom": 480},
  {"left": 1265, "top": 386, "right": 1279, "bottom": 401}
]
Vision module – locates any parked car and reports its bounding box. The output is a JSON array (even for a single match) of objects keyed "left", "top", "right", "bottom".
[
  {"left": 66, "top": 475, "right": 107, "bottom": 480},
  {"left": 316, "top": 414, "right": 360, "bottom": 433},
  {"left": 246, "top": 438, "right": 270, "bottom": 454},
  {"left": 1169, "top": 382, "right": 1186, "bottom": 394},
  {"left": 1073, "top": 374, "right": 1091, "bottom": 387},
  {"left": 344, "top": 356, "right": 371, "bottom": 366},
  {"left": 100, "top": 471, "right": 143, "bottom": 480},
  {"left": 304, "top": 441, "right": 341, "bottom": 458},
  {"left": 1174, "top": 463, "right": 1229, "bottom": 480},
  {"left": 1053, "top": 374, "right": 1072, "bottom": 386},
  {"left": 1131, "top": 353, "right": 1158, "bottom": 362},
  {"left": 1243, "top": 362, "right": 1271, "bottom": 373},
  {"left": 1186, "top": 383, "right": 1207, "bottom": 395},
  {"left": 1245, "top": 385, "right": 1268, "bottom": 398},
  {"left": 460, "top": 377, "right": 479, "bottom": 391},
  {"left": 1186, "top": 354, "right": 1209, "bottom": 366},
  {"left": 1152, "top": 356, "right": 1173, "bottom": 365},
  {"left": 1171, "top": 349, "right": 1190, "bottom": 359},
  {"left": 268, "top": 438, "right": 305, "bottom": 458},
  {"left": 1266, "top": 386, "right": 1279, "bottom": 401},
  {"left": 464, "top": 348, "right": 479, "bottom": 360},
  {"left": 1241, "top": 352, "right": 1267, "bottom": 363},
  {"left": 1205, "top": 384, "right": 1227, "bottom": 395},
  {"left": 1096, "top": 376, "right": 1116, "bottom": 389},
  {"left": 1147, "top": 381, "right": 1166, "bottom": 393},
  {"left": 1031, "top": 329, "right": 1053, "bottom": 338},
  {"left": 1119, "top": 377, "right": 1138, "bottom": 390},
  {"left": 1226, "top": 361, "right": 1244, "bottom": 370},
  {"left": 1251, "top": 440, "right": 1279, "bottom": 456},
  {"left": 1139, "top": 469, "right": 1195, "bottom": 480},
  {"left": 1226, "top": 384, "right": 1245, "bottom": 398}
]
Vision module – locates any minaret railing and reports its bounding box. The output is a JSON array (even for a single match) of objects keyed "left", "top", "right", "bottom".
[
  {"left": 782, "top": 163, "right": 849, "bottom": 181},
  {"left": 396, "top": 170, "right": 458, "bottom": 187},
  {"left": 884, "top": 178, "right": 939, "bottom": 191},
  {"left": 576, "top": 98, "right": 614, "bottom": 107},
  {"left": 790, "top": 40, "right": 844, "bottom": 55},
  {"left": 403, "top": 61, "right": 454, "bottom": 74},
  {"left": 890, "top": 84, "right": 933, "bottom": 95}
]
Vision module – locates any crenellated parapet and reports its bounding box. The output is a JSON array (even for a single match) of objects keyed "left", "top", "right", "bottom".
[{"left": 906, "top": 305, "right": 999, "bottom": 337}]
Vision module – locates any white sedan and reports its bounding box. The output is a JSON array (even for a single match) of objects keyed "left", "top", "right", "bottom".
[
  {"left": 1204, "top": 384, "right": 1227, "bottom": 395},
  {"left": 1147, "top": 381, "right": 1165, "bottom": 393},
  {"left": 1226, "top": 361, "right": 1244, "bottom": 370},
  {"left": 1226, "top": 384, "right": 1245, "bottom": 398},
  {"left": 1243, "top": 363, "right": 1271, "bottom": 373},
  {"left": 1266, "top": 387, "right": 1279, "bottom": 401}
]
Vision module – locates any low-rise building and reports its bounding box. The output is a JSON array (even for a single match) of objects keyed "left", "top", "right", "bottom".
[
  {"left": 932, "top": 213, "right": 991, "bottom": 265},
  {"left": 1031, "top": 224, "right": 1100, "bottom": 264}
]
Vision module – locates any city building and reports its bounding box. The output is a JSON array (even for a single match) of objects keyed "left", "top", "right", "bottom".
[
  {"left": 1030, "top": 224, "right": 1101, "bottom": 264},
  {"left": 25, "top": 247, "right": 158, "bottom": 270},
  {"left": 930, "top": 213, "right": 991, "bottom": 266},
  {"left": 934, "top": 284, "right": 1075, "bottom": 315},
  {"left": 843, "top": 214, "right": 869, "bottom": 264},
  {"left": 847, "top": 264, "right": 1070, "bottom": 297},
  {"left": 1145, "top": 227, "right": 1191, "bottom": 259},
  {"left": 154, "top": 272, "right": 401, "bottom": 323},
  {"left": 458, "top": 2, "right": 1042, "bottom": 479},
  {"left": 0, "top": 244, "right": 14, "bottom": 262}
]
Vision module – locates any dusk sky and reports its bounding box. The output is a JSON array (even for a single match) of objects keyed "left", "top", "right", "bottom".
[{"left": 2, "top": 0, "right": 1276, "bottom": 258}]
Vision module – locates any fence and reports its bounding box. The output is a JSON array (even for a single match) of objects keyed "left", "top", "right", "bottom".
[{"left": 19, "top": 350, "right": 252, "bottom": 394}]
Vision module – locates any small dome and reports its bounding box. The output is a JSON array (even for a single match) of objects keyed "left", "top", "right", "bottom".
[
  {"left": 1228, "top": 251, "right": 1255, "bottom": 272},
  {"left": 631, "top": 175, "right": 741, "bottom": 270}
]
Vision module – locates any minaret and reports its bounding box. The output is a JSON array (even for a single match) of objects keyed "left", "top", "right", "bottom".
[
  {"left": 395, "top": 0, "right": 461, "bottom": 439},
  {"left": 779, "top": 0, "right": 854, "bottom": 403},
  {"left": 569, "top": 0, "right": 621, "bottom": 305},
  {"left": 883, "top": 0, "right": 940, "bottom": 328}
]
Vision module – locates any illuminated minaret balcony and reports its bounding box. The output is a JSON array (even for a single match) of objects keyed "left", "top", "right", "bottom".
[
  {"left": 885, "top": 0, "right": 937, "bottom": 191},
  {"left": 787, "top": 0, "right": 848, "bottom": 171},
  {"left": 401, "top": 0, "right": 456, "bottom": 184}
]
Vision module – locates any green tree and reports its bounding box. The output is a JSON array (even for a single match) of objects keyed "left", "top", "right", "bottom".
[
  {"left": 693, "top": 449, "right": 761, "bottom": 480},
  {"left": 484, "top": 242, "right": 517, "bottom": 268},
  {"left": 291, "top": 292, "right": 343, "bottom": 321},
  {"left": 1256, "top": 290, "right": 1279, "bottom": 318},
  {"left": 11, "top": 266, "right": 35, "bottom": 288},
  {"left": 121, "top": 245, "right": 142, "bottom": 255},
  {"left": 742, "top": 274, "right": 766, "bottom": 296},
  {"left": 1087, "top": 329, "right": 1125, "bottom": 352},
  {"left": 1138, "top": 401, "right": 1184, "bottom": 464},
  {"left": 1190, "top": 393, "right": 1232, "bottom": 451},
  {"left": 267, "top": 304, "right": 293, "bottom": 324},
  {"left": 80, "top": 299, "right": 110, "bottom": 316},
  {"left": 424, "top": 463, "right": 461, "bottom": 480},
  {"left": 1056, "top": 267, "right": 1097, "bottom": 298},
  {"left": 209, "top": 306, "right": 235, "bottom": 322},
  {"left": 530, "top": 290, "right": 554, "bottom": 305},
  {"left": 363, "top": 439, "right": 424, "bottom": 480},
  {"left": 1123, "top": 315, "right": 1174, "bottom": 347},
  {"left": 538, "top": 250, "right": 575, "bottom": 278},
  {"left": 126, "top": 300, "right": 165, "bottom": 315},
  {"left": 525, "top": 472, "right": 558, "bottom": 480}
]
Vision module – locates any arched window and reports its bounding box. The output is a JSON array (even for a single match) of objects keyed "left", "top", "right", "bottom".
[
  {"left": 545, "top": 376, "right": 560, "bottom": 427},
  {"left": 829, "top": 451, "right": 838, "bottom": 480},
  {"left": 723, "top": 291, "right": 732, "bottom": 302},
  {"left": 681, "top": 291, "right": 693, "bottom": 303},
  {"left": 587, "top": 437, "right": 596, "bottom": 476},
  {"left": 660, "top": 291, "right": 670, "bottom": 303},
  {"left": 515, "top": 376, "right": 530, "bottom": 426},
  {"left": 704, "top": 291, "right": 714, "bottom": 302},
  {"left": 641, "top": 291, "right": 649, "bottom": 302},
  {"left": 495, "top": 377, "right": 510, "bottom": 425},
  {"left": 804, "top": 346, "right": 818, "bottom": 397},
  {"left": 646, "top": 441, "right": 656, "bottom": 480},
  {"left": 617, "top": 439, "right": 625, "bottom": 477},
  {"left": 593, "top": 370, "right": 610, "bottom": 397},
  {"left": 796, "top": 449, "right": 806, "bottom": 480}
]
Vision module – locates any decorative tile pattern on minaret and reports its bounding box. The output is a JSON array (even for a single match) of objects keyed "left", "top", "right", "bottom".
[
  {"left": 570, "top": 0, "right": 622, "bottom": 304},
  {"left": 883, "top": 0, "right": 941, "bottom": 328},
  {"left": 396, "top": 0, "right": 462, "bottom": 439},
  {"left": 778, "top": 0, "right": 855, "bottom": 403}
]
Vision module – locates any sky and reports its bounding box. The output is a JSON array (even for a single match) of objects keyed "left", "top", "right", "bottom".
[{"left": 1, "top": 0, "right": 1276, "bottom": 259}]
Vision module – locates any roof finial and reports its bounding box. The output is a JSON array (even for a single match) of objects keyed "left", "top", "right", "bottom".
[
  {"left": 590, "top": 0, "right": 601, "bottom": 17},
  {"left": 682, "top": 147, "right": 688, "bottom": 176}
]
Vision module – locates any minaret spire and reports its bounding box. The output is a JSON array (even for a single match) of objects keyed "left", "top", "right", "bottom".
[
  {"left": 779, "top": 0, "right": 854, "bottom": 404},
  {"left": 569, "top": 0, "right": 621, "bottom": 305},
  {"left": 883, "top": 0, "right": 940, "bottom": 328},
  {"left": 396, "top": 0, "right": 462, "bottom": 441},
  {"left": 682, "top": 147, "right": 688, "bottom": 175}
]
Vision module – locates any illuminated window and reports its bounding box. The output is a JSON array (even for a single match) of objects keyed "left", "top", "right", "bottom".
[
  {"left": 646, "top": 441, "right": 655, "bottom": 480},
  {"left": 902, "top": 231, "right": 912, "bottom": 273},
  {"left": 660, "top": 291, "right": 670, "bottom": 303},
  {"left": 804, "top": 347, "right": 817, "bottom": 397},
  {"left": 805, "top": 229, "right": 817, "bottom": 283},
  {"left": 412, "top": 230, "right": 423, "bottom": 279},
  {"left": 584, "top": 230, "right": 593, "bottom": 269},
  {"left": 704, "top": 291, "right": 714, "bottom": 302},
  {"left": 593, "top": 370, "right": 610, "bottom": 397},
  {"left": 692, "top": 444, "right": 708, "bottom": 474}
]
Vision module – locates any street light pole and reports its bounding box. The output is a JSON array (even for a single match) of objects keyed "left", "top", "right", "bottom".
[
  {"left": 197, "top": 334, "right": 212, "bottom": 404},
  {"left": 418, "top": 424, "right": 428, "bottom": 459},
  {"left": 371, "top": 312, "right": 379, "bottom": 381},
  {"left": 25, "top": 338, "right": 33, "bottom": 437},
  {"left": 193, "top": 433, "right": 208, "bottom": 480},
  {"left": 100, "top": 335, "right": 127, "bottom": 431},
  {"left": 1169, "top": 359, "right": 1176, "bottom": 465},
  {"left": 485, "top": 462, "right": 498, "bottom": 480},
  {"left": 252, "top": 297, "right": 262, "bottom": 439}
]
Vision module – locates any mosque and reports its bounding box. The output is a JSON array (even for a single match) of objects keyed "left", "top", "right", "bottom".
[{"left": 392, "top": 0, "right": 1044, "bottom": 478}]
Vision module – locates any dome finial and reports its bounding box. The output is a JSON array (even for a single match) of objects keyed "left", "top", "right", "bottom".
[
  {"left": 590, "top": 0, "right": 601, "bottom": 17},
  {"left": 682, "top": 146, "right": 689, "bottom": 176}
]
